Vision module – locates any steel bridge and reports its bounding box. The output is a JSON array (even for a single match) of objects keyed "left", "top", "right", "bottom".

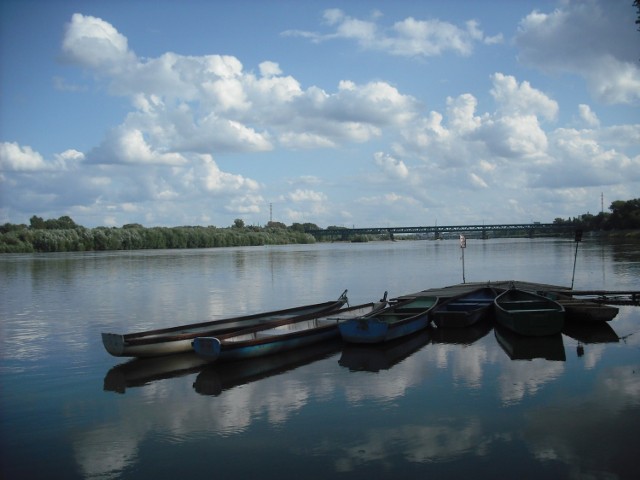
[{"left": 307, "top": 223, "right": 573, "bottom": 240}]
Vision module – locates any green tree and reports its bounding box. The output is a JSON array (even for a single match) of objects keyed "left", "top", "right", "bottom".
[{"left": 30, "top": 215, "right": 46, "bottom": 229}]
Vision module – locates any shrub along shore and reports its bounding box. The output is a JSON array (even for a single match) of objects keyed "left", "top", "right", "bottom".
[{"left": 0, "top": 218, "right": 317, "bottom": 253}]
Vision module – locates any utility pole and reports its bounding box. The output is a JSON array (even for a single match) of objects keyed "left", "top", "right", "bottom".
[{"left": 270, "top": 203, "right": 273, "bottom": 223}]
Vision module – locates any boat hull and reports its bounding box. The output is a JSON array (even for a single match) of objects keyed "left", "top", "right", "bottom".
[
  {"left": 339, "top": 296, "right": 437, "bottom": 344},
  {"left": 194, "top": 302, "right": 387, "bottom": 362},
  {"left": 561, "top": 302, "right": 619, "bottom": 323},
  {"left": 102, "top": 333, "right": 197, "bottom": 357},
  {"left": 430, "top": 287, "right": 497, "bottom": 328},
  {"left": 102, "top": 291, "right": 348, "bottom": 357},
  {"left": 494, "top": 288, "right": 564, "bottom": 336},
  {"left": 194, "top": 328, "right": 341, "bottom": 362}
]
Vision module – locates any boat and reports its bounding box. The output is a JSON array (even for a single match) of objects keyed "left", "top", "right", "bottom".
[
  {"left": 101, "top": 290, "right": 348, "bottom": 357},
  {"left": 494, "top": 287, "right": 564, "bottom": 336},
  {"left": 192, "top": 294, "right": 389, "bottom": 362},
  {"left": 430, "top": 286, "right": 498, "bottom": 328},
  {"left": 543, "top": 293, "right": 619, "bottom": 323},
  {"left": 338, "top": 296, "right": 438, "bottom": 344}
]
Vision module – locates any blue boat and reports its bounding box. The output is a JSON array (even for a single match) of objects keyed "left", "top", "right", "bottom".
[
  {"left": 430, "top": 286, "right": 498, "bottom": 328},
  {"left": 338, "top": 296, "right": 438, "bottom": 344},
  {"left": 192, "top": 295, "right": 388, "bottom": 362}
]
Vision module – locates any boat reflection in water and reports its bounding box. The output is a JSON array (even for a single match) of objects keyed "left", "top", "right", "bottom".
[
  {"left": 494, "top": 324, "right": 566, "bottom": 361},
  {"left": 430, "top": 317, "right": 493, "bottom": 346},
  {"left": 104, "top": 352, "right": 212, "bottom": 394},
  {"left": 193, "top": 339, "right": 342, "bottom": 396},
  {"left": 562, "top": 320, "right": 619, "bottom": 357},
  {"left": 338, "top": 329, "right": 431, "bottom": 372}
]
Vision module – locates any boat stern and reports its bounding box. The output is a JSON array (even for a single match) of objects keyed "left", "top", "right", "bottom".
[{"left": 192, "top": 337, "right": 222, "bottom": 361}]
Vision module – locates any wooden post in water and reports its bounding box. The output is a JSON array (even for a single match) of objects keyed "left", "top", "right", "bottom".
[
  {"left": 460, "top": 234, "right": 467, "bottom": 283},
  {"left": 571, "top": 229, "right": 583, "bottom": 289}
]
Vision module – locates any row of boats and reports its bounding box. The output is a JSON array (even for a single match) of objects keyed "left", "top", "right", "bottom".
[{"left": 102, "top": 284, "right": 619, "bottom": 364}]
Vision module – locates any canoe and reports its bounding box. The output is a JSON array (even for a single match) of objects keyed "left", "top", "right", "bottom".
[
  {"left": 101, "top": 290, "right": 348, "bottom": 357},
  {"left": 338, "top": 296, "right": 438, "bottom": 344},
  {"left": 430, "top": 286, "right": 498, "bottom": 328},
  {"left": 192, "top": 295, "right": 388, "bottom": 362},
  {"left": 494, "top": 288, "right": 564, "bottom": 336}
]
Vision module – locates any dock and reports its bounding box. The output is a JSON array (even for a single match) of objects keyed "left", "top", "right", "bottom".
[{"left": 396, "top": 281, "right": 639, "bottom": 306}]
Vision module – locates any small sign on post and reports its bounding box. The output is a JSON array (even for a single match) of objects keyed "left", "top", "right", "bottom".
[{"left": 460, "top": 235, "right": 466, "bottom": 283}]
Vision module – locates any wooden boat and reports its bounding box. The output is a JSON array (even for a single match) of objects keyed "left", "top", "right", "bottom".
[
  {"left": 545, "top": 293, "right": 619, "bottom": 323},
  {"left": 430, "top": 286, "right": 498, "bottom": 328},
  {"left": 338, "top": 296, "right": 438, "bottom": 344},
  {"left": 192, "top": 295, "right": 389, "bottom": 362},
  {"left": 494, "top": 287, "right": 564, "bottom": 336},
  {"left": 101, "top": 290, "right": 348, "bottom": 357}
]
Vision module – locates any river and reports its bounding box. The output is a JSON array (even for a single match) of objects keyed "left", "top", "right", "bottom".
[{"left": 1, "top": 237, "right": 639, "bottom": 479}]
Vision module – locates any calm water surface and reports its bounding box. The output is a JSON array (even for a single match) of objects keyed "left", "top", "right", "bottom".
[{"left": 1, "top": 238, "right": 639, "bottom": 479}]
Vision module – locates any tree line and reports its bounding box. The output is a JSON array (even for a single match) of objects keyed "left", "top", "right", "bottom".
[
  {"left": 1, "top": 197, "right": 638, "bottom": 253},
  {"left": 0, "top": 217, "right": 318, "bottom": 253},
  {"left": 552, "top": 198, "right": 640, "bottom": 231}
]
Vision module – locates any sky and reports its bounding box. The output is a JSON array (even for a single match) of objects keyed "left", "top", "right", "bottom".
[{"left": 1, "top": 0, "right": 639, "bottom": 229}]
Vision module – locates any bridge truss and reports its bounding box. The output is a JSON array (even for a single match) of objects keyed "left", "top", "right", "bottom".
[{"left": 308, "top": 223, "right": 573, "bottom": 240}]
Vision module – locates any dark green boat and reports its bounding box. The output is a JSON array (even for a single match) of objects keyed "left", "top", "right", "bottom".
[{"left": 494, "top": 287, "right": 564, "bottom": 336}]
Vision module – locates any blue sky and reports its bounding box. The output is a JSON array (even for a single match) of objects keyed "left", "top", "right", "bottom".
[{"left": 1, "top": 0, "right": 638, "bottom": 228}]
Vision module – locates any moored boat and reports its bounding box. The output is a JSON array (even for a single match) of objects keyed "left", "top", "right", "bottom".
[
  {"left": 494, "top": 287, "right": 564, "bottom": 336},
  {"left": 338, "top": 296, "right": 438, "bottom": 344},
  {"left": 102, "top": 290, "right": 348, "bottom": 357},
  {"left": 430, "top": 286, "right": 498, "bottom": 328},
  {"left": 192, "top": 294, "right": 389, "bottom": 362},
  {"left": 546, "top": 293, "right": 619, "bottom": 323}
]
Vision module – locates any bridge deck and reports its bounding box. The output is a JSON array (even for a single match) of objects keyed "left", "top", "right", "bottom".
[{"left": 308, "top": 223, "right": 572, "bottom": 237}]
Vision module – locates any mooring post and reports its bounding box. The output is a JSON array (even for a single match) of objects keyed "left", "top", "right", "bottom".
[
  {"left": 460, "top": 234, "right": 467, "bottom": 283},
  {"left": 571, "top": 229, "right": 583, "bottom": 289}
]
